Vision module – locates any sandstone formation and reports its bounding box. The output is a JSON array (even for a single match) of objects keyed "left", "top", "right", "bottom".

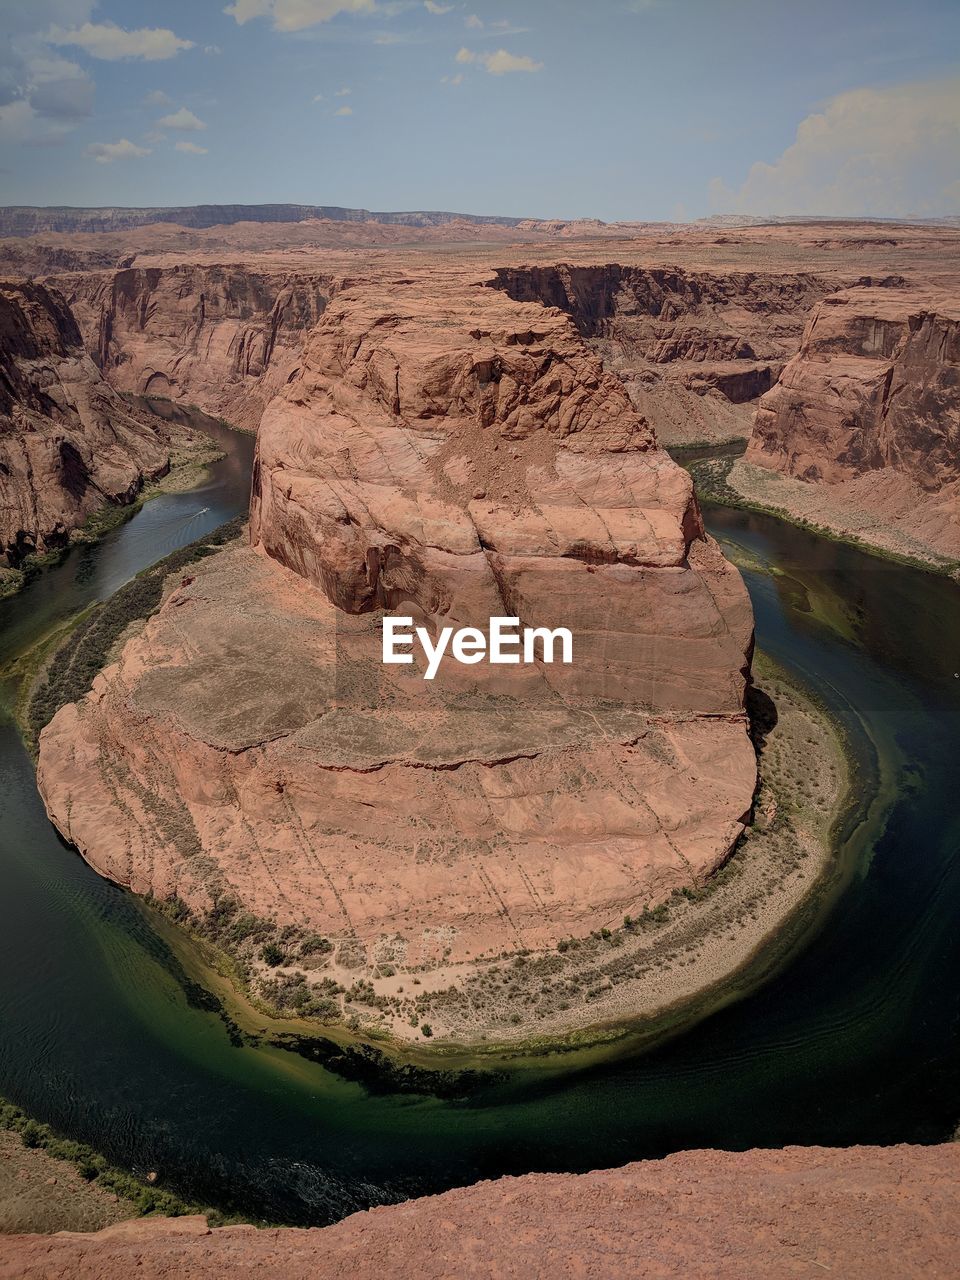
[
  {"left": 0, "top": 279, "right": 202, "bottom": 569},
  {"left": 37, "top": 269, "right": 756, "bottom": 1043},
  {"left": 4, "top": 1144, "right": 959, "bottom": 1279},
  {"left": 493, "top": 263, "right": 836, "bottom": 445},
  {"left": 746, "top": 287, "right": 960, "bottom": 560},
  {"left": 60, "top": 265, "right": 332, "bottom": 432}
]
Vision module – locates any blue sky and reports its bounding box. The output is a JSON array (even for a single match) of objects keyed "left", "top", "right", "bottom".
[{"left": 2, "top": 0, "right": 958, "bottom": 219}]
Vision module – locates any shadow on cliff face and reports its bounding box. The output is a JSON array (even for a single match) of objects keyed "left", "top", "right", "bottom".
[
  {"left": 746, "top": 683, "right": 778, "bottom": 753},
  {"left": 58, "top": 440, "right": 91, "bottom": 503}
]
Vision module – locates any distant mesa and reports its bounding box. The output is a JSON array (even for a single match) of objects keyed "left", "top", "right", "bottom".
[{"left": 0, "top": 204, "right": 532, "bottom": 238}]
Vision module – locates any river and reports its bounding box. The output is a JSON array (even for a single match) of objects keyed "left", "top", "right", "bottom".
[{"left": 0, "top": 419, "right": 957, "bottom": 1226}]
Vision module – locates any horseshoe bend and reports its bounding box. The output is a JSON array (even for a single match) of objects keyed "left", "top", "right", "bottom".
[{"left": 31, "top": 263, "right": 789, "bottom": 1048}]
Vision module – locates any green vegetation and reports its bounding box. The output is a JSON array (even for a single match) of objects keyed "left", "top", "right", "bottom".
[
  {"left": 25, "top": 515, "right": 246, "bottom": 751},
  {"left": 0, "top": 1096, "right": 240, "bottom": 1223},
  {"left": 0, "top": 567, "right": 25, "bottom": 600},
  {"left": 148, "top": 892, "right": 345, "bottom": 1023}
]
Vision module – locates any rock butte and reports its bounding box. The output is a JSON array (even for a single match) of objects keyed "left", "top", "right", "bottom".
[
  {"left": 3, "top": 1145, "right": 959, "bottom": 1279},
  {"left": 37, "top": 271, "right": 757, "bottom": 1025}
]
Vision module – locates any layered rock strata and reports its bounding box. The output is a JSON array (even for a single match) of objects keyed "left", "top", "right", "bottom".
[
  {"left": 492, "top": 264, "right": 837, "bottom": 445},
  {"left": 59, "top": 266, "right": 332, "bottom": 432},
  {"left": 0, "top": 279, "right": 199, "bottom": 568},
  {"left": 38, "top": 273, "right": 756, "bottom": 1039},
  {"left": 746, "top": 287, "right": 960, "bottom": 559}
]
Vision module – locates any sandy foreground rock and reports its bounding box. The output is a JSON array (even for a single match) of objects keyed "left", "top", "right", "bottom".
[{"left": 3, "top": 1145, "right": 958, "bottom": 1279}]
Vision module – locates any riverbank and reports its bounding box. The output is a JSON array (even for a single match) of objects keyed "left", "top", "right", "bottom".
[
  {"left": 10, "top": 516, "right": 247, "bottom": 754},
  {"left": 0, "top": 424, "right": 225, "bottom": 606},
  {"left": 0, "top": 1129, "right": 135, "bottom": 1235},
  {"left": 686, "top": 451, "right": 960, "bottom": 579},
  {"left": 0, "top": 1098, "right": 231, "bottom": 1233}
]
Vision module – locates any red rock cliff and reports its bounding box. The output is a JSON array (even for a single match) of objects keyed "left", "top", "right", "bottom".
[
  {"left": 0, "top": 279, "right": 192, "bottom": 568},
  {"left": 3, "top": 1144, "right": 958, "bottom": 1280},
  {"left": 747, "top": 287, "right": 960, "bottom": 557},
  {"left": 58, "top": 265, "right": 332, "bottom": 431}
]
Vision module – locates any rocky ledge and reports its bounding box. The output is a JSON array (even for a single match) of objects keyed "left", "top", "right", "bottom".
[{"left": 3, "top": 1144, "right": 958, "bottom": 1279}]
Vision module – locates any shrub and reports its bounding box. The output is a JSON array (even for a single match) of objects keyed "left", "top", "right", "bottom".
[
  {"left": 300, "top": 933, "right": 333, "bottom": 957},
  {"left": 20, "top": 1120, "right": 41, "bottom": 1148}
]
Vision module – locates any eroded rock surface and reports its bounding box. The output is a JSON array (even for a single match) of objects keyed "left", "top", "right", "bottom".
[
  {"left": 38, "top": 270, "right": 756, "bottom": 1042},
  {"left": 492, "top": 263, "right": 837, "bottom": 445},
  {"left": 61, "top": 265, "right": 332, "bottom": 432},
  {"left": 747, "top": 287, "right": 960, "bottom": 559},
  {"left": 3, "top": 1145, "right": 958, "bottom": 1280},
  {"left": 0, "top": 279, "right": 198, "bottom": 568}
]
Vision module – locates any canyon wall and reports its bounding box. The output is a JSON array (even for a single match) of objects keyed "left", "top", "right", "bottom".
[
  {"left": 0, "top": 279, "right": 197, "bottom": 568},
  {"left": 38, "top": 267, "right": 757, "bottom": 1043},
  {"left": 492, "top": 264, "right": 838, "bottom": 444},
  {"left": 3, "top": 1144, "right": 958, "bottom": 1279},
  {"left": 745, "top": 287, "right": 960, "bottom": 559},
  {"left": 59, "top": 265, "right": 332, "bottom": 431}
]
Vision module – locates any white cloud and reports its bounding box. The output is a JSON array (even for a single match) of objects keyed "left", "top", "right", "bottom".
[
  {"left": 85, "top": 137, "right": 151, "bottom": 163},
  {"left": 157, "top": 106, "right": 207, "bottom": 131},
  {"left": 441, "top": 72, "right": 464, "bottom": 86},
  {"left": 175, "top": 139, "right": 208, "bottom": 154},
  {"left": 0, "top": 100, "right": 56, "bottom": 145},
  {"left": 456, "top": 47, "right": 542, "bottom": 75},
  {"left": 423, "top": 1, "right": 452, "bottom": 12},
  {"left": 464, "top": 14, "right": 482, "bottom": 29},
  {"left": 47, "top": 21, "right": 194, "bottom": 60},
  {"left": 23, "top": 54, "right": 93, "bottom": 119},
  {"left": 334, "top": 86, "right": 351, "bottom": 96},
  {"left": 710, "top": 78, "right": 960, "bottom": 218},
  {"left": 0, "top": 51, "right": 92, "bottom": 142},
  {"left": 482, "top": 48, "right": 542, "bottom": 74},
  {"left": 143, "top": 89, "right": 171, "bottom": 107},
  {"left": 223, "top": 0, "right": 376, "bottom": 32},
  {"left": 0, "top": 3, "right": 95, "bottom": 143},
  {"left": 334, "top": 104, "right": 353, "bottom": 115}
]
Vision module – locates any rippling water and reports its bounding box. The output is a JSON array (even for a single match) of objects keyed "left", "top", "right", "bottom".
[{"left": 0, "top": 423, "right": 957, "bottom": 1225}]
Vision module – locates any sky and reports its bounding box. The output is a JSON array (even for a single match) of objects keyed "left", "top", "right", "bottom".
[{"left": 1, "top": 0, "right": 958, "bottom": 221}]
